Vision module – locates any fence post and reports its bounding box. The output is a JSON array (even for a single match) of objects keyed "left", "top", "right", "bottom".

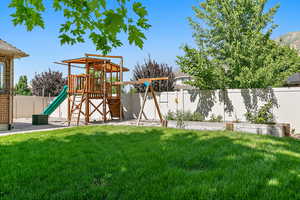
[
  {"left": 181, "top": 89, "right": 184, "bottom": 113},
  {"left": 33, "top": 100, "right": 35, "bottom": 115},
  {"left": 15, "top": 98, "right": 17, "bottom": 119}
]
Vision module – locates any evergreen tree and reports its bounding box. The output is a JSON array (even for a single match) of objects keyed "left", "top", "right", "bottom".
[
  {"left": 177, "top": 0, "right": 300, "bottom": 89},
  {"left": 15, "top": 75, "right": 31, "bottom": 96}
]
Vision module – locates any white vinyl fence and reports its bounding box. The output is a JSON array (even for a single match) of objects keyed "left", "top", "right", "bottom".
[
  {"left": 125, "top": 87, "right": 300, "bottom": 133},
  {"left": 13, "top": 96, "right": 53, "bottom": 118},
  {"left": 14, "top": 87, "right": 300, "bottom": 133}
]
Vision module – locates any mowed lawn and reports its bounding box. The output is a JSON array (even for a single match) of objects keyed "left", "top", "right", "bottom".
[{"left": 1, "top": 126, "right": 300, "bottom": 200}]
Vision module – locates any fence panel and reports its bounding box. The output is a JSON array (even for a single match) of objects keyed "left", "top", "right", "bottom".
[{"left": 13, "top": 96, "right": 52, "bottom": 118}]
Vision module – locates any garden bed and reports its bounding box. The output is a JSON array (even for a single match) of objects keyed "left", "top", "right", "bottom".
[
  {"left": 232, "top": 122, "right": 290, "bottom": 137},
  {"left": 168, "top": 120, "right": 290, "bottom": 137}
]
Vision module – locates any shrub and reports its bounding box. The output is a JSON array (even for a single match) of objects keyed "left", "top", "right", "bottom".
[
  {"left": 208, "top": 114, "right": 223, "bottom": 122},
  {"left": 175, "top": 112, "right": 185, "bottom": 129},
  {"left": 165, "top": 110, "right": 205, "bottom": 122},
  {"left": 166, "top": 111, "right": 176, "bottom": 120},
  {"left": 132, "top": 56, "right": 175, "bottom": 93},
  {"left": 31, "top": 69, "right": 66, "bottom": 96},
  {"left": 192, "top": 112, "right": 205, "bottom": 121},
  {"left": 245, "top": 101, "right": 275, "bottom": 124}
]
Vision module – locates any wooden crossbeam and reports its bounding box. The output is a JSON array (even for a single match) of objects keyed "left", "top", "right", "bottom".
[
  {"left": 138, "top": 77, "right": 169, "bottom": 82},
  {"left": 85, "top": 54, "right": 123, "bottom": 59},
  {"left": 89, "top": 100, "right": 103, "bottom": 116},
  {"left": 113, "top": 77, "right": 169, "bottom": 86},
  {"left": 113, "top": 80, "right": 144, "bottom": 85},
  {"left": 54, "top": 62, "right": 85, "bottom": 69}
]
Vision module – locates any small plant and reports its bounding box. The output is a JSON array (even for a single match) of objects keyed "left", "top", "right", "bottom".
[
  {"left": 175, "top": 111, "right": 185, "bottom": 129},
  {"left": 184, "top": 110, "right": 193, "bottom": 121},
  {"left": 166, "top": 111, "right": 176, "bottom": 120},
  {"left": 245, "top": 101, "right": 275, "bottom": 124},
  {"left": 209, "top": 114, "right": 223, "bottom": 122}
]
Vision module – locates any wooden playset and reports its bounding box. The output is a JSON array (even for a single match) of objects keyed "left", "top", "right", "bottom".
[{"left": 60, "top": 54, "right": 168, "bottom": 127}]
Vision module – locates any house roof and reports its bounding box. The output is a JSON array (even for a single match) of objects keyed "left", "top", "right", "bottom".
[
  {"left": 174, "top": 84, "right": 195, "bottom": 90},
  {"left": 0, "top": 39, "right": 29, "bottom": 58},
  {"left": 174, "top": 71, "right": 191, "bottom": 79},
  {"left": 287, "top": 72, "right": 300, "bottom": 85}
]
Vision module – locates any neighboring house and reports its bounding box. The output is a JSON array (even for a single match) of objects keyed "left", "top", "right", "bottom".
[
  {"left": 174, "top": 71, "right": 194, "bottom": 90},
  {"left": 286, "top": 73, "right": 300, "bottom": 87},
  {"left": 0, "top": 39, "right": 28, "bottom": 130}
]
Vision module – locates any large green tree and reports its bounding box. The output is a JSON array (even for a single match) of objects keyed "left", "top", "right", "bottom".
[
  {"left": 8, "top": 0, "right": 150, "bottom": 53},
  {"left": 177, "top": 0, "right": 300, "bottom": 89}
]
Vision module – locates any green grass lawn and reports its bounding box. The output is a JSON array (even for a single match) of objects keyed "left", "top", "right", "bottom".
[{"left": 1, "top": 126, "right": 300, "bottom": 200}]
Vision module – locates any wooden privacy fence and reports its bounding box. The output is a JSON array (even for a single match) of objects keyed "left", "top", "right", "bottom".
[{"left": 13, "top": 96, "right": 53, "bottom": 118}]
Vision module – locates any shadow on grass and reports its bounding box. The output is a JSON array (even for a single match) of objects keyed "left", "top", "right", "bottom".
[{"left": 1, "top": 127, "right": 300, "bottom": 200}]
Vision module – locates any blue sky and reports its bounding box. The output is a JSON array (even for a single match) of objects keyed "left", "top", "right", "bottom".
[{"left": 1, "top": 0, "right": 300, "bottom": 83}]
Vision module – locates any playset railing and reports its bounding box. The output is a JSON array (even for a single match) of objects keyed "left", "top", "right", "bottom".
[{"left": 68, "top": 74, "right": 117, "bottom": 98}]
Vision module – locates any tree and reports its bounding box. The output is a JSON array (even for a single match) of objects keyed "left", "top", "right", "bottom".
[
  {"left": 15, "top": 75, "right": 31, "bottom": 95},
  {"left": 132, "top": 57, "right": 175, "bottom": 93},
  {"left": 9, "top": 0, "right": 150, "bottom": 54},
  {"left": 31, "top": 69, "right": 66, "bottom": 96},
  {"left": 177, "top": 0, "right": 300, "bottom": 89}
]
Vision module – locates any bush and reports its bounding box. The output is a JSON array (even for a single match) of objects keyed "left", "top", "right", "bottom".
[
  {"left": 192, "top": 112, "right": 205, "bottom": 121},
  {"left": 31, "top": 69, "right": 66, "bottom": 96},
  {"left": 132, "top": 56, "right": 175, "bottom": 93},
  {"left": 208, "top": 114, "right": 223, "bottom": 122},
  {"left": 165, "top": 110, "right": 205, "bottom": 122},
  {"left": 166, "top": 111, "right": 176, "bottom": 120},
  {"left": 245, "top": 101, "right": 275, "bottom": 124}
]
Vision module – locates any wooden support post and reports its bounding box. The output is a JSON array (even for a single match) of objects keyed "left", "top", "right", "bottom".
[
  {"left": 149, "top": 85, "right": 164, "bottom": 125},
  {"left": 116, "top": 72, "right": 119, "bottom": 96},
  {"left": 110, "top": 65, "right": 112, "bottom": 99},
  {"left": 120, "top": 58, "right": 123, "bottom": 121},
  {"left": 142, "top": 111, "right": 148, "bottom": 120},
  {"left": 67, "top": 63, "right": 71, "bottom": 126},
  {"left": 85, "top": 63, "right": 90, "bottom": 124},
  {"left": 103, "top": 62, "right": 107, "bottom": 122},
  {"left": 137, "top": 84, "right": 150, "bottom": 126}
]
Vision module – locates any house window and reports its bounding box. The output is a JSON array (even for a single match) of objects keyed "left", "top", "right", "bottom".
[{"left": 0, "top": 61, "right": 5, "bottom": 90}]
